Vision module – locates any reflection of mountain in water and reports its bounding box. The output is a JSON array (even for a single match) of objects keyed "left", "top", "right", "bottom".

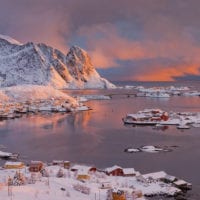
[{"left": 67, "top": 110, "right": 96, "bottom": 134}]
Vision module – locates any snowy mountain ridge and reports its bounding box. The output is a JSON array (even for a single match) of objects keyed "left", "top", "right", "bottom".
[
  {"left": 0, "top": 34, "right": 22, "bottom": 45},
  {"left": 0, "top": 35, "right": 115, "bottom": 89}
]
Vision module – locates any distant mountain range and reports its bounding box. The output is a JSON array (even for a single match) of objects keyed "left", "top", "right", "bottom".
[{"left": 0, "top": 34, "right": 115, "bottom": 89}]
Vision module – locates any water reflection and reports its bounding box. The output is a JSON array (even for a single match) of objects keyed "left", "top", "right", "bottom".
[
  {"left": 68, "top": 110, "right": 93, "bottom": 133},
  {"left": 0, "top": 88, "right": 199, "bottom": 187},
  {"left": 152, "top": 125, "right": 169, "bottom": 131}
]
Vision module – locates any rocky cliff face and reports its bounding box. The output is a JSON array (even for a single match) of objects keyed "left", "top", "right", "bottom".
[{"left": 0, "top": 35, "right": 115, "bottom": 89}]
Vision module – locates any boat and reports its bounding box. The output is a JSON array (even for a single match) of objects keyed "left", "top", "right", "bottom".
[{"left": 0, "top": 150, "right": 19, "bottom": 160}]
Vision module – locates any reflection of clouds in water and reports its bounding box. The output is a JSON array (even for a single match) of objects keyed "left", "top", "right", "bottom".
[
  {"left": 2, "top": 113, "right": 71, "bottom": 137},
  {"left": 66, "top": 110, "right": 105, "bottom": 151},
  {"left": 19, "top": 113, "right": 67, "bottom": 128},
  {"left": 0, "top": 120, "right": 6, "bottom": 127},
  {"left": 147, "top": 97, "right": 170, "bottom": 102},
  {"left": 68, "top": 110, "right": 94, "bottom": 134},
  {"left": 29, "top": 113, "right": 68, "bottom": 134}
]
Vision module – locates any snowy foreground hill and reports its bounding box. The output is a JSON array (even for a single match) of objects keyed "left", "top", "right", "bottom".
[{"left": 0, "top": 34, "right": 115, "bottom": 89}]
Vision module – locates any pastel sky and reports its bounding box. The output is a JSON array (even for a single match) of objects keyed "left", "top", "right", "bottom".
[{"left": 0, "top": 0, "right": 200, "bottom": 81}]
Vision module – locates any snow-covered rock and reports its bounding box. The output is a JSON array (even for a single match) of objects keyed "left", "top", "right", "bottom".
[{"left": 0, "top": 35, "right": 115, "bottom": 89}]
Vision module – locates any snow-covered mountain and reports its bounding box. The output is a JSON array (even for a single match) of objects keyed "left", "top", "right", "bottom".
[{"left": 0, "top": 35, "right": 115, "bottom": 89}]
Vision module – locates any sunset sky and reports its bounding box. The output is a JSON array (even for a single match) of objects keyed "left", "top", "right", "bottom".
[{"left": 0, "top": 0, "right": 200, "bottom": 81}]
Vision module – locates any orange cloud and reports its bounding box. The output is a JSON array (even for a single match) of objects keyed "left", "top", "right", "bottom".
[
  {"left": 2, "top": 0, "right": 200, "bottom": 81},
  {"left": 77, "top": 23, "right": 200, "bottom": 81},
  {"left": 135, "top": 64, "right": 200, "bottom": 81}
]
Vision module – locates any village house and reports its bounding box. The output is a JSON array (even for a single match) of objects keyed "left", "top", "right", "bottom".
[
  {"left": 70, "top": 164, "right": 96, "bottom": 181},
  {"left": 64, "top": 161, "right": 70, "bottom": 169},
  {"left": 143, "top": 171, "right": 167, "bottom": 181},
  {"left": 143, "top": 171, "right": 177, "bottom": 183},
  {"left": 105, "top": 165, "right": 124, "bottom": 176},
  {"left": 52, "top": 160, "right": 64, "bottom": 166},
  {"left": 29, "top": 161, "right": 44, "bottom": 172},
  {"left": 100, "top": 181, "right": 111, "bottom": 189},
  {"left": 112, "top": 189, "right": 126, "bottom": 200},
  {"left": 76, "top": 170, "right": 91, "bottom": 181},
  {"left": 122, "top": 168, "right": 136, "bottom": 177},
  {"left": 4, "top": 161, "right": 25, "bottom": 169},
  {"left": 52, "top": 160, "right": 70, "bottom": 169}
]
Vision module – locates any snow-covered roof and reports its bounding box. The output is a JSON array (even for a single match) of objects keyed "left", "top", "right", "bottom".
[
  {"left": 165, "top": 174, "right": 176, "bottom": 182},
  {"left": 77, "top": 169, "right": 90, "bottom": 176},
  {"left": 126, "top": 113, "right": 148, "bottom": 119},
  {"left": 139, "top": 108, "right": 164, "bottom": 113},
  {"left": 5, "top": 161, "right": 24, "bottom": 166},
  {"left": 105, "top": 165, "right": 122, "bottom": 173},
  {"left": 123, "top": 168, "right": 135, "bottom": 175},
  {"left": 174, "top": 179, "right": 191, "bottom": 186},
  {"left": 53, "top": 160, "right": 64, "bottom": 163},
  {"left": 30, "top": 161, "right": 43, "bottom": 164},
  {"left": 143, "top": 171, "right": 167, "bottom": 180}
]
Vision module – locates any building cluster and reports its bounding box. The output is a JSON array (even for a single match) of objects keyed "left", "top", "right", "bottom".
[{"left": 0, "top": 160, "right": 192, "bottom": 200}]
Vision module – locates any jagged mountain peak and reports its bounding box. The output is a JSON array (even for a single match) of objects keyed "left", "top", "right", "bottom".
[
  {"left": 0, "top": 34, "right": 115, "bottom": 89},
  {"left": 67, "top": 45, "right": 93, "bottom": 69},
  {"left": 66, "top": 45, "right": 95, "bottom": 82},
  {"left": 68, "top": 45, "right": 88, "bottom": 57}
]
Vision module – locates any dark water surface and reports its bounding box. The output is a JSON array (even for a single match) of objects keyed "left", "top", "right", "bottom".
[{"left": 0, "top": 81, "right": 199, "bottom": 199}]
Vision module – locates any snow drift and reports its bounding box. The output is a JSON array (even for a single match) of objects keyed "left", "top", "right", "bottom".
[{"left": 0, "top": 85, "right": 76, "bottom": 103}]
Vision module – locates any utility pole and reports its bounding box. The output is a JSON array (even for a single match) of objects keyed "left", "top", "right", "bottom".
[
  {"left": 7, "top": 176, "right": 12, "bottom": 198},
  {"left": 47, "top": 176, "right": 50, "bottom": 188},
  {"left": 99, "top": 189, "right": 100, "bottom": 200}
]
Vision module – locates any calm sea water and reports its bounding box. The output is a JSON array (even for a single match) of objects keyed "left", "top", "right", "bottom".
[{"left": 0, "top": 81, "right": 199, "bottom": 199}]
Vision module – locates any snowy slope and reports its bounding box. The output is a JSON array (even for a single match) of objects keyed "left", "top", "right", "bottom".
[
  {"left": 0, "top": 85, "right": 76, "bottom": 103},
  {"left": 0, "top": 34, "right": 22, "bottom": 45},
  {"left": 0, "top": 35, "right": 115, "bottom": 89}
]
